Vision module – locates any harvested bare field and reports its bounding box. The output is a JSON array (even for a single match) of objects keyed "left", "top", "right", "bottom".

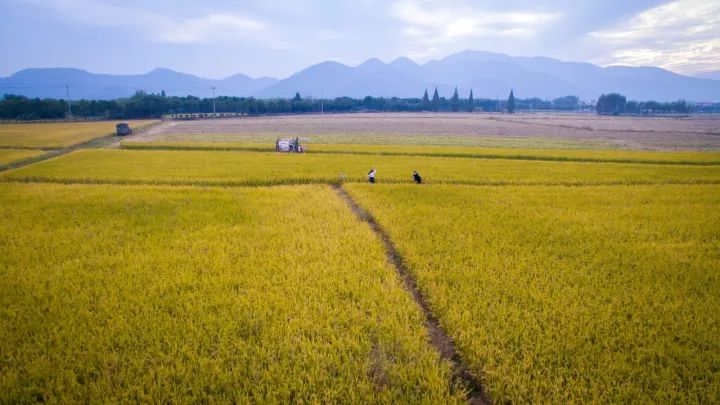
[{"left": 142, "top": 113, "right": 720, "bottom": 151}]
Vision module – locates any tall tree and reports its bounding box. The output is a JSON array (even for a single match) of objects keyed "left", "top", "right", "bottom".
[
  {"left": 421, "top": 89, "right": 431, "bottom": 111},
  {"left": 596, "top": 93, "right": 626, "bottom": 115},
  {"left": 467, "top": 89, "right": 474, "bottom": 112},
  {"left": 292, "top": 92, "right": 302, "bottom": 102},
  {"left": 507, "top": 89, "right": 515, "bottom": 113},
  {"left": 431, "top": 87, "right": 440, "bottom": 112},
  {"left": 450, "top": 87, "right": 460, "bottom": 112}
]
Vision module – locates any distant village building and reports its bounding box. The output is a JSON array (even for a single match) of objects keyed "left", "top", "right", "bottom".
[{"left": 163, "top": 112, "right": 243, "bottom": 120}]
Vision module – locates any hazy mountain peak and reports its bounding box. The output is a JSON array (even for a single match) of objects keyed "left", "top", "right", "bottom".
[
  {"left": 389, "top": 57, "right": 420, "bottom": 68},
  {"left": 438, "top": 49, "right": 510, "bottom": 64},
  {"left": 357, "top": 58, "right": 385, "bottom": 68},
  {"left": 9, "top": 67, "right": 89, "bottom": 78},
  {"left": 147, "top": 67, "right": 177, "bottom": 74},
  {"left": 145, "top": 68, "right": 201, "bottom": 80},
  {"left": 312, "top": 60, "right": 349, "bottom": 69},
  {"left": 4, "top": 49, "right": 720, "bottom": 101},
  {"left": 223, "top": 72, "right": 252, "bottom": 80}
]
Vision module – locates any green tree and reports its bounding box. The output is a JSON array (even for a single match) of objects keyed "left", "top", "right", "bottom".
[
  {"left": 421, "top": 89, "right": 431, "bottom": 111},
  {"left": 507, "top": 89, "right": 515, "bottom": 113},
  {"left": 467, "top": 89, "right": 474, "bottom": 112},
  {"left": 431, "top": 87, "right": 440, "bottom": 112},
  {"left": 450, "top": 87, "right": 460, "bottom": 112},
  {"left": 596, "top": 93, "right": 626, "bottom": 115},
  {"left": 552, "top": 95, "right": 579, "bottom": 110},
  {"left": 292, "top": 92, "right": 302, "bottom": 102}
]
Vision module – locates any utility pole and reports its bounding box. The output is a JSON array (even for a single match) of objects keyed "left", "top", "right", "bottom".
[
  {"left": 211, "top": 86, "right": 217, "bottom": 118},
  {"left": 65, "top": 84, "right": 72, "bottom": 119}
]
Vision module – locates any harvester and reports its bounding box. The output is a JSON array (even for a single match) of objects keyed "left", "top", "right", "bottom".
[{"left": 275, "top": 137, "right": 307, "bottom": 153}]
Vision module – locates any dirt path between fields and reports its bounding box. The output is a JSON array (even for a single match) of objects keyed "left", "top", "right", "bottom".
[
  {"left": 334, "top": 185, "right": 491, "bottom": 405},
  {"left": 0, "top": 121, "right": 164, "bottom": 173}
]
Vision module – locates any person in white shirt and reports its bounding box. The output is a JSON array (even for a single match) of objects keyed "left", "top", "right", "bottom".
[{"left": 367, "top": 168, "right": 376, "bottom": 184}]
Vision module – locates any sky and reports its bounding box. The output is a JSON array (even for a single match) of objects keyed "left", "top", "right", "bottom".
[{"left": 1, "top": 0, "right": 719, "bottom": 79}]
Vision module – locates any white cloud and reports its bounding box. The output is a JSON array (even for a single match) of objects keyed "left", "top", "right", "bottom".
[
  {"left": 391, "top": 0, "right": 559, "bottom": 60},
  {"left": 590, "top": 0, "right": 720, "bottom": 74},
  {"left": 22, "top": 0, "right": 276, "bottom": 46},
  {"left": 394, "top": 0, "right": 558, "bottom": 36},
  {"left": 155, "top": 14, "right": 268, "bottom": 44}
]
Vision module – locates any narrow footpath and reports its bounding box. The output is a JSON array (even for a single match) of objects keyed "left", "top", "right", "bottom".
[{"left": 334, "top": 185, "right": 492, "bottom": 405}]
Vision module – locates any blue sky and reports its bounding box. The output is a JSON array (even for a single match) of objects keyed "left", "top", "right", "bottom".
[{"left": 1, "top": 0, "right": 718, "bottom": 78}]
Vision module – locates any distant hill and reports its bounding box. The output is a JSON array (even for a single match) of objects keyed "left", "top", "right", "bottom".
[
  {"left": 0, "top": 68, "right": 278, "bottom": 100},
  {"left": 257, "top": 50, "right": 720, "bottom": 102},
  {"left": 695, "top": 71, "right": 720, "bottom": 81},
  {"left": 2, "top": 50, "right": 719, "bottom": 102}
]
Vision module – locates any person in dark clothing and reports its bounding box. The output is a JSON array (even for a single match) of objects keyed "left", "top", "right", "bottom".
[
  {"left": 368, "top": 168, "right": 376, "bottom": 184},
  {"left": 413, "top": 170, "right": 422, "bottom": 184}
]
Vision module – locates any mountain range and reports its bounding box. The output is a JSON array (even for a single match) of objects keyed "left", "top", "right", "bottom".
[{"left": 1, "top": 50, "right": 718, "bottom": 102}]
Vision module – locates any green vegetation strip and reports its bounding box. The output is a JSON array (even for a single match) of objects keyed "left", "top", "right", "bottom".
[
  {"left": 122, "top": 141, "right": 720, "bottom": 165},
  {"left": 345, "top": 184, "right": 720, "bottom": 403},
  {"left": 138, "top": 132, "right": 617, "bottom": 149},
  {"left": 0, "top": 183, "right": 465, "bottom": 403},
  {"left": 5, "top": 149, "right": 720, "bottom": 187}
]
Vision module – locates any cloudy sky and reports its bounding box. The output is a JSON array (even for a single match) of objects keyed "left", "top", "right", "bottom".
[{"left": 1, "top": 0, "right": 718, "bottom": 78}]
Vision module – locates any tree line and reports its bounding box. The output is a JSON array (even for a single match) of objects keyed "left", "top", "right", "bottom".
[
  {"left": 0, "top": 90, "right": 583, "bottom": 120},
  {"left": 595, "top": 93, "right": 697, "bottom": 115},
  {"left": 0, "top": 90, "right": 716, "bottom": 121}
]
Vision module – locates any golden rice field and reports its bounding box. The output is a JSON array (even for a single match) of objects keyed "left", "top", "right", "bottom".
[
  {"left": 3, "top": 149, "right": 720, "bottom": 187},
  {"left": 345, "top": 184, "right": 720, "bottom": 403},
  {"left": 0, "top": 120, "right": 159, "bottom": 149},
  {"left": 0, "top": 183, "right": 465, "bottom": 403},
  {"left": 122, "top": 141, "right": 720, "bottom": 165},
  {"left": 3, "top": 116, "right": 720, "bottom": 403},
  {"left": 0, "top": 149, "right": 46, "bottom": 168}
]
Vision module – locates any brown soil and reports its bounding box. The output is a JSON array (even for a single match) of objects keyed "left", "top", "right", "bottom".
[{"left": 146, "top": 112, "right": 720, "bottom": 151}]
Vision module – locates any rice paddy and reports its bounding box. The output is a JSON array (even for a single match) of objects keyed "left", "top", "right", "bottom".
[
  {"left": 0, "top": 149, "right": 46, "bottom": 168},
  {"left": 3, "top": 149, "right": 720, "bottom": 187},
  {"left": 2, "top": 115, "right": 720, "bottom": 402},
  {"left": 0, "top": 120, "right": 159, "bottom": 149}
]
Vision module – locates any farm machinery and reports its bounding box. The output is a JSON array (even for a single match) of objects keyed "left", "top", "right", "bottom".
[
  {"left": 275, "top": 137, "right": 307, "bottom": 153},
  {"left": 116, "top": 123, "right": 132, "bottom": 136}
]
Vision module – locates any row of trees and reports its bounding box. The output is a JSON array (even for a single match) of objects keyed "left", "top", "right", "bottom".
[
  {"left": 420, "top": 88, "right": 476, "bottom": 112},
  {"left": 0, "top": 90, "right": 520, "bottom": 120},
  {"left": 421, "top": 88, "right": 519, "bottom": 113},
  {"left": 1, "top": 91, "right": 715, "bottom": 121},
  {"left": 596, "top": 93, "right": 692, "bottom": 115}
]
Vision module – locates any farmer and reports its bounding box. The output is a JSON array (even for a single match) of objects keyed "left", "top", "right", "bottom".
[
  {"left": 413, "top": 170, "right": 422, "bottom": 184},
  {"left": 367, "top": 168, "right": 376, "bottom": 184}
]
